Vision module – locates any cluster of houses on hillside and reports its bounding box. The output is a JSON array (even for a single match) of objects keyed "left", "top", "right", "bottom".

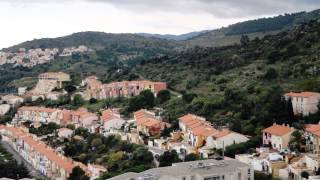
[
  {"left": 0, "top": 45, "right": 91, "bottom": 67},
  {"left": 3, "top": 72, "right": 320, "bottom": 179},
  {"left": 234, "top": 122, "right": 320, "bottom": 180},
  {"left": 82, "top": 76, "right": 167, "bottom": 100},
  {"left": 0, "top": 125, "right": 106, "bottom": 180}
]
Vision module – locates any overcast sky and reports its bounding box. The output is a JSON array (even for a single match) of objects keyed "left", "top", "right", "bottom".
[{"left": 0, "top": 0, "right": 319, "bottom": 49}]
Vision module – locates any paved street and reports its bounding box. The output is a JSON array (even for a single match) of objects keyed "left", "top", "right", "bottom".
[{"left": 1, "top": 141, "right": 44, "bottom": 178}]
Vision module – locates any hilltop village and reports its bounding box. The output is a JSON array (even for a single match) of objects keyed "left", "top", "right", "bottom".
[
  {"left": 0, "top": 45, "right": 90, "bottom": 67},
  {"left": 0, "top": 71, "right": 320, "bottom": 180}
]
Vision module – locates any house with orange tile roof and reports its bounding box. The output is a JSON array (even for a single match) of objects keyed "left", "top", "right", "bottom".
[
  {"left": 263, "top": 123, "right": 295, "bottom": 151},
  {"left": 101, "top": 109, "right": 126, "bottom": 134},
  {"left": 305, "top": 124, "right": 320, "bottom": 153},
  {"left": 133, "top": 109, "right": 169, "bottom": 136},
  {"left": 178, "top": 114, "right": 215, "bottom": 148},
  {"left": 83, "top": 76, "right": 167, "bottom": 100},
  {"left": 0, "top": 125, "right": 91, "bottom": 179},
  {"left": 62, "top": 108, "right": 99, "bottom": 132},
  {"left": 284, "top": 92, "right": 320, "bottom": 116},
  {"left": 200, "top": 128, "right": 249, "bottom": 158},
  {"left": 14, "top": 106, "right": 99, "bottom": 132},
  {"left": 178, "top": 114, "right": 249, "bottom": 153}
]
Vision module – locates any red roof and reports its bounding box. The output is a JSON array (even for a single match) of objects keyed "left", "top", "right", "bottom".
[
  {"left": 305, "top": 124, "right": 320, "bottom": 137},
  {"left": 285, "top": 92, "right": 320, "bottom": 98},
  {"left": 263, "top": 123, "right": 294, "bottom": 136},
  {"left": 0, "top": 125, "right": 86, "bottom": 173},
  {"left": 134, "top": 109, "right": 166, "bottom": 128}
]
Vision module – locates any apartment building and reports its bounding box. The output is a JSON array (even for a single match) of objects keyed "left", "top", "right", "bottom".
[
  {"left": 0, "top": 125, "right": 90, "bottom": 180},
  {"left": 179, "top": 114, "right": 248, "bottom": 153},
  {"left": 284, "top": 92, "right": 320, "bottom": 116},
  {"left": 14, "top": 106, "right": 99, "bottom": 132},
  {"left": 14, "top": 106, "right": 63, "bottom": 124},
  {"left": 262, "top": 123, "right": 295, "bottom": 151},
  {"left": 110, "top": 158, "right": 254, "bottom": 180},
  {"left": 134, "top": 109, "right": 168, "bottom": 136},
  {"left": 83, "top": 76, "right": 167, "bottom": 100}
]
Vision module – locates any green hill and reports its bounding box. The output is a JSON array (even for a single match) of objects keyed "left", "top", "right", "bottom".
[
  {"left": 186, "top": 9, "right": 320, "bottom": 47},
  {"left": 1, "top": 16, "right": 320, "bottom": 149},
  {"left": 3, "top": 31, "right": 181, "bottom": 52}
]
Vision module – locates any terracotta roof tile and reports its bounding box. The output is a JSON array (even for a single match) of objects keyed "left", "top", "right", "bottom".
[
  {"left": 263, "top": 123, "right": 294, "bottom": 136},
  {"left": 285, "top": 92, "right": 320, "bottom": 98},
  {"left": 305, "top": 124, "right": 320, "bottom": 137}
]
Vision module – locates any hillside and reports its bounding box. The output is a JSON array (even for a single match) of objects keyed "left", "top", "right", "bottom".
[
  {"left": 1, "top": 16, "right": 320, "bottom": 149},
  {"left": 134, "top": 20, "right": 320, "bottom": 95},
  {"left": 3, "top": 31, "right": 182, "bottom": 52},
  {"left": 137, "top": 30, "right": 209, "bottom": 41},
  {"left": 186, "top": 9, "right": 320, "bottom": 47}
]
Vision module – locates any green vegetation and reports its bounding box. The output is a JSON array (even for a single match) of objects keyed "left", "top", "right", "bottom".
[
  {"left": 68, "top": 166, "right": 90, "bottom": 180},
  {"left": 0, "top": 144, "right": 30, "bottom": 179},
  {"left": 63, "top": 129, "right": 154, "bottom": 178},
  {"left": 159, "top": 150, "right": 181, "bottom": 167},
  {"left": 28, "top": 122, "right": 60, "bottom": 136}
]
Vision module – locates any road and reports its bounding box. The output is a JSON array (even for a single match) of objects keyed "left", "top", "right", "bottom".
[{"left": 1, "top": 141, "right": 44, "bottom": 178}]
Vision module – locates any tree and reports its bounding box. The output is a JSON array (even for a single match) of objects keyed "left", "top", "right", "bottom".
[
  {"left": 132, "top": 147, "right": 154, "bottom": 164},
  {"left": 156, "top": 90, "right": 171, "bottom": 104},
  {"left": 89, "top": 98, "right": 98, "bottom": 104},
  {"left": 72, "top": 95, "right": 85, "bottom": 107},
  {"left": 263, "top": 68, "right": 278, "bottom": 80},
  {"left": 64, "top": 84, "right": 77, "bottom": 94},
  {"left": 301, "top": 171, "right": 309, "bottom": 179},
  {"left": 286, "top": 98, "right": 295, "bottom": 124},
  {"left": 159, "top": 150, "right": 181, "bottom": 167},
  {"left": 289, "top": 130, "right": 305, "bottom": 152},
  {"left": 128, "top": 90, "right": 155, "bottom": 111},
  {"left": 240, "top": 35, "right": 250, "bottom": 46},
  {"left": 267, "top": 50, "right": 281, "bottom": 64},
  {"left": 184, "top": 153, "right": 200, "bottom": 162},
  {"left": 182, "top": 93, "right": 197, "bottom": 103},
  {"left": 68, "top": 166, "right": 90, "bottom": 180}
]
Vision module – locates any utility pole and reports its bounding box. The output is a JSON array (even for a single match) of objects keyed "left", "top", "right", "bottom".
[{"left": 222, "top": 141, "right": 225, "bottom": 159}]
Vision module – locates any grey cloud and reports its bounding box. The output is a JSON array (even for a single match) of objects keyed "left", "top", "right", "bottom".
[
  {"left": 1, "top": 0, "right": 320, "bottom": 18},
  {"left": 91, "top": 0, "right": 320, "bottom": 18}
]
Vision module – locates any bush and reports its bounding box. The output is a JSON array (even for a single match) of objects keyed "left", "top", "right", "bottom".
[
  {"left": 264, "top": 68, "right": 278, "bottom": 80},
  {"left": 301, "top": 171, "right": 309, "bottom": 179}
]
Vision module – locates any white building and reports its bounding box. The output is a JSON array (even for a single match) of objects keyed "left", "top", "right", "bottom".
[
  {"left": 109, "top": 158, "right": 254, "bottom": 180},
  {"left": 100, "top": 109, "right": 126, "bottom": 134},
  {"left": 58, "top": 128, "right": 73, "bottom": 138},
  {"left": 1, "top": 95, "right": 24, "bottom": 106},
  {"left": 285, "top": 92, "right": 320, "bottom": 116},
  {"left": 200, "top": 129, "right": 249, "bottom": 158},
  {"left": 0, "top": 104, "right": 10, "bottom": 115}
]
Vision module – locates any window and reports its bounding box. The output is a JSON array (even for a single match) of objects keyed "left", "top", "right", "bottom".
[
  {"left": 182, "top": 177, "right": 186, "bottom": 180},
  {"left": 191, "top": 176, "right": 195, "bottom": 180}
]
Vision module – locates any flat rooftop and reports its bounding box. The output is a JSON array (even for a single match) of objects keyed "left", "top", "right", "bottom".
[{"left": 109, "top": 159, "right": 250, "bottom": 180}]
